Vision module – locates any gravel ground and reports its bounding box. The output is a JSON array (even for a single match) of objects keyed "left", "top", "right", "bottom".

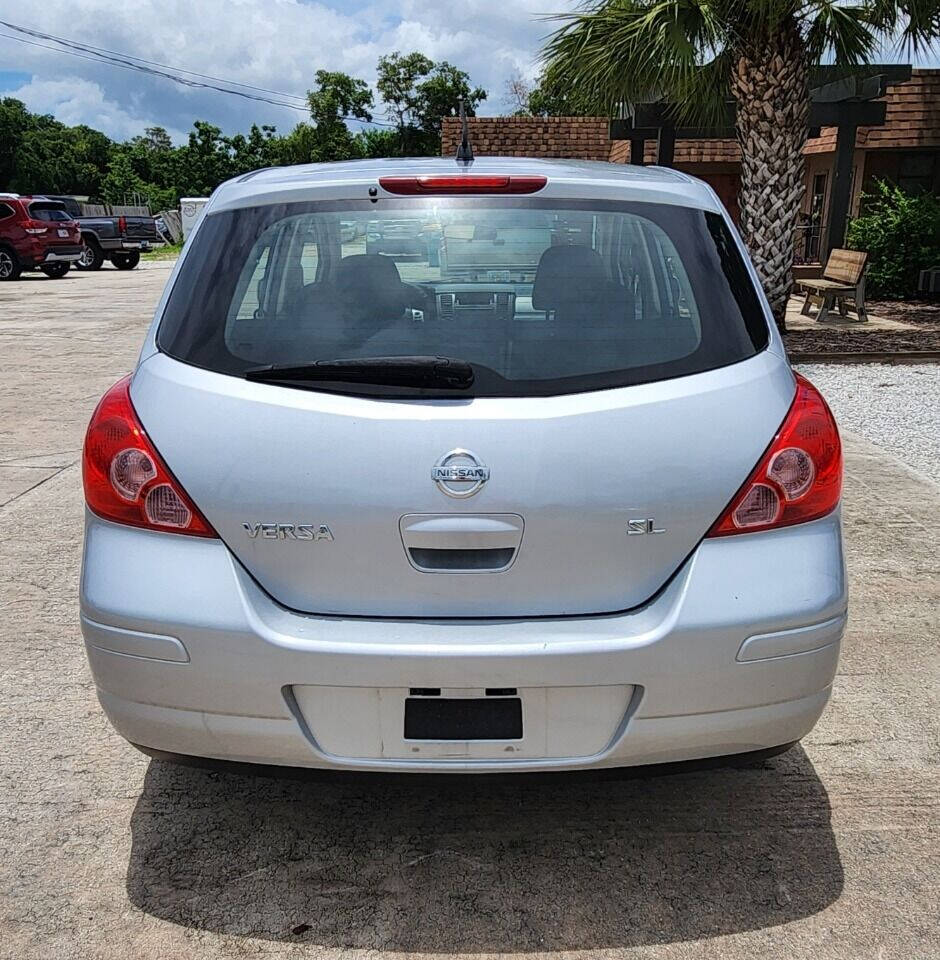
[{"left": 797, "top": 362, "right": 940, "bottom": 487}]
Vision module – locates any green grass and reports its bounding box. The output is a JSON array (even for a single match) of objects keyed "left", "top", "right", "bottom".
[{"left": 143, "top": 242, "right": 183, "bottom": 261}]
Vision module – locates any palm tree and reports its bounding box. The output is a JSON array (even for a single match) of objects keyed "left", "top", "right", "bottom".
[{"left": 542, "top": 1, "right": 940, "bottom": 329}]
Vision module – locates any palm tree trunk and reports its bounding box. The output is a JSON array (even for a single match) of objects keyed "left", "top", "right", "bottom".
[{"left": 731, "top": 22, "right": 809, "bottom": 334}]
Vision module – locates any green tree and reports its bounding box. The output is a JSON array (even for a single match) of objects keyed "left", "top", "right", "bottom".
[
  {"left": 67, "top": 125, "right": 114, "bottom": 195},
  {"left": 100, "top": 149, "right": 148, "bottom": 205},
  {"left": 525, "top": 70, "right": 593, "bottom": 117},
  {"left": 377, "top": 52, "right": 486, "bottom": 155},
  {"left": 0, "top": 98, "right": 32, "bottom": 187},
  {"left": 125, "top": 126, "right": 178, "bottom": 199},
  {"left": 134, "top": 126, "right": 173, "bottom": 152},
  {"left": 276, "top": 122, "right": 319, "bottom": 165},
  {"left": 415, "top": 61, "right": 487, "bottom": 151},
  {"left": 175, "top": 120, "right": 238, "bottom": 195},
  {"left": 376, "top": 51, "right": 434, "bottom": 153},
  {"left": 354, "top": 127, "right": 401, "bottom": 159},
  {"left": 305, "top": 70, "right": 373, "bottom": 162},
  {"left": 847, "top": 180, "right": 940, "bottom": 297},
  {"left": 542, "top": 0, "right": 940, "bottom": 329}
]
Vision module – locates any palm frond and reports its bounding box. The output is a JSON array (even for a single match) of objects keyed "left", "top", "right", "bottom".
[
  {"left": 802, "top": 1, "right": 880, "bottom": 63},
  {"left": 541, "top": 0, "right": 732, "bottom": 119},
  {"left": 668, "top": 50, "right": 737, "bottom": 126},
  {"left": 862, "top": 0, "right": 940, "bottom": 55}
]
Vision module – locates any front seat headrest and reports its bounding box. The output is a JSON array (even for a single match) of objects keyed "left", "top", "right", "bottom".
[
  {"left": 335, "top": 254, "right": 408, "bottom": 315},
  {"left": 532, "top": 245, "right": 611, "bottom": 311}
]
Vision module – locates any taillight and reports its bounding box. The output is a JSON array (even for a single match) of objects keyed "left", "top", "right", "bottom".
[
  {"left": 118, "top": 215, "right": 127, "bottom": 234},
  {"left": 82, "top": 376, "right": 216, "bottom": 537},
  {"left": 378, "top": 175, "right": 547, "bottom": 195},
  {"left": 707, "top": 374, "right": 842, "bottom": 537},
  {"left": 23, "top": 219, "right": 48, "bottom": 235}
]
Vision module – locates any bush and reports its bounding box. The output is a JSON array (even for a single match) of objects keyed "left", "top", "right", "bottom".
[{"left": 846, "top": 180, "right": 940, "bottom": 298}]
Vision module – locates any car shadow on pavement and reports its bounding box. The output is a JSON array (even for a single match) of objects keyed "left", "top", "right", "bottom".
[{"left": 126, "top": 745, "right": 842, "bottom": 951}]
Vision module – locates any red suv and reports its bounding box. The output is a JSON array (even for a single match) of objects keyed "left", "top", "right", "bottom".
[{"left": 0, "top": 194, "right": 83, "bottom": 280}]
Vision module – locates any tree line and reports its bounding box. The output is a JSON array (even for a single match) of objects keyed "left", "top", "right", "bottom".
[{"left": 0, "top": 51, "right": 489, "bottom": 211}]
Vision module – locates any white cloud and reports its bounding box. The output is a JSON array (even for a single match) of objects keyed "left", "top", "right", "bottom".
[
  {"left": 4, "top": 75, "right": 188, "bottom": 141},
  {"left": 0, "top": 0, "right": 567, "bottom": 138}
]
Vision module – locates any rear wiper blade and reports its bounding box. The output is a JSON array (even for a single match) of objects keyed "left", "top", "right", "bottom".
[{"left": 244, "top": 356, "right": 474, "bottom": 389}]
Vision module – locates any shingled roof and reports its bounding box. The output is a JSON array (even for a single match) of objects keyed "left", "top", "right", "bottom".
[
  {"left": 805, "top": 68, "right": 940, "bottom": 154},
  {"left": 442, "top": 69, "right": 940, "bottom": 163}
]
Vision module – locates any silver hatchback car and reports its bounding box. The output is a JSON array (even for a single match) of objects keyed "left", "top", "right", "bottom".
[{"left": 80, "top": 157, "right": 845, "bottom": 773}]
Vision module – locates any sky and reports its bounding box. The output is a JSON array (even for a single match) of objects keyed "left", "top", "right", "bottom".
[
  {"left": 0, "top": 0, "right": 570, "bottom": 142},
  {"left": 1, "top": 1, "right": 937, "bottom": 144}
]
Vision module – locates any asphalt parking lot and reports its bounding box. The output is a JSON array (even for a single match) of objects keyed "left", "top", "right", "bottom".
[{"left": 1, "top": 263, "right": 938, "bottom": 960}]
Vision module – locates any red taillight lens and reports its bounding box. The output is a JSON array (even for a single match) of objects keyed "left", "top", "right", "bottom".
[
  {"left": 378, "top": 175, "right": 547, "bottom": 195},
  {"left": 82, "top": 376, "right": 216, "bottom": 537},
  {"left": 23, "top": 219, "right": 48, "bottom": 235},
  {"left": 118, "top": 215, "right": 127, "bottom": 234},
  {"left": 708, "top": 374, "right": 842, "bottom": 537}
]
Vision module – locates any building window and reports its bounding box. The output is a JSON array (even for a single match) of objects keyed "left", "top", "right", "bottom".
[{"left": 897, "top": 152, "right": 936, "bottom": 194}]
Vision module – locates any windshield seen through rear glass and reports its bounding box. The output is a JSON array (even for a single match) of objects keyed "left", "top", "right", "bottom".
[{"left": 157, "top": 198, "right": 768, "bottom": 397}]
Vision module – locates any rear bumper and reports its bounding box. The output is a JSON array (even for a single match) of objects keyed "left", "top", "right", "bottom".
[
  {"left": 97, "top": 238, "right": 152, "bottom": 251},
  {"left": 21, "top": 244, "right": 82, "bottom": 266},
  {"left": 80, "top": 510, "right": 847, "bottom": 772},
  {"left": 42, "top": 247, "right": 82, "bottom": 263}
]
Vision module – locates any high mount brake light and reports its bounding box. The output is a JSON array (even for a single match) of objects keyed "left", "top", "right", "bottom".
[
  {"left": 378, "top": 175, "right": 547, "bottom": 195},
  {"left": 708, "top": 373, "right": 842, "bottom": 537},
  {"left": 82, "top": 376, "right": 216, "bottom": 537}
]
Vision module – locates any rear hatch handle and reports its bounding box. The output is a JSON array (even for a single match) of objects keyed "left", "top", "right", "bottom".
[{"left": 400, "top": 513, "right": 525, "bottom": 573}]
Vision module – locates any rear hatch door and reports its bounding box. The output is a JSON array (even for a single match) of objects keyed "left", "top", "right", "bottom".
[{"left": 132, "top": 351, "right": 793, "bottom": 617}]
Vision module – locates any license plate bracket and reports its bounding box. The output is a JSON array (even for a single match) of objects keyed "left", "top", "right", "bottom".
[{"left": 404, "top": 696, "right": 522, "bottom": 741}]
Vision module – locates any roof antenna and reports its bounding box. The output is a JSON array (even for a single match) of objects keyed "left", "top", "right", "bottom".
[{"left": 455, "top": 98, "right": 474, "bottom": 165}]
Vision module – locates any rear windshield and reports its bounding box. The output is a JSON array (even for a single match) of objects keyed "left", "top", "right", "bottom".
[
  {"left": 157, "top": 198, "right": 768, "bottom": 398},
  {"left": 28, "top": 202, "right": 72, "bottom": 222}
]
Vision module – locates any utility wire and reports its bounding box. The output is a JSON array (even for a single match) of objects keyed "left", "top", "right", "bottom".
[
  {"left": 0, "top": 18, "right": 310, "bottom": 103},
  {"left": 0, "top": 27, "right": 308, "bottom": 110},
  {"left": 0, "top": 19, "right": 395, "bottom": 125}
]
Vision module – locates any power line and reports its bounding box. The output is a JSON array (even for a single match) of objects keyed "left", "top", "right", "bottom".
[
  {"left": 0, "top": 19, "right": 395, "bottom": 125},
  {"left": 0, "top": 25, "right": 308, "bottom": 110},
  {"left": 0, "top": 18, "right": 310, "bottom": 103}
]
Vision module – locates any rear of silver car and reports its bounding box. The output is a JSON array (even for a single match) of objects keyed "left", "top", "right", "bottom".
[{"left": 79, "top": 159, "right": 846, "bottom": 772}]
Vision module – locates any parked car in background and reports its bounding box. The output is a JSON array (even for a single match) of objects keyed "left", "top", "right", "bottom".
[
  {"left": 0, "top": 193, "right": 82, "bottom": 280},
  {"left": 43, "top": 196, "right": 157, "bottom": 271},
  {"left": 366, "top": 217, "right": 426, "bottom": 257}
]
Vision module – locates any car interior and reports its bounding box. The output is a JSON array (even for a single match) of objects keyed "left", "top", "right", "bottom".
[{"left": 224, "top": 208, "right": 703, "bottom": 379}]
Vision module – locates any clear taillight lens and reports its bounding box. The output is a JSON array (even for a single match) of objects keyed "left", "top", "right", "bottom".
[
  {"left": 708, "top": 374, "right": 842, "bottom": 537},
  {"left": 82, "top": 376, "right": 216, "bottom": 537}
]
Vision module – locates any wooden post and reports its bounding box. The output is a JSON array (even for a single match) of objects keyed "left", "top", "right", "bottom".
[
  {"left": 824, "top": 117, "right": 858, "bottom": 258},
  {"left": 811, "top": 99, "right": 885, "bottom": 258},
  {"left": 656, "top": 124, "right": 676, "bottom": 167},
  {"left": 629, "top": 137, "right": 646, "bottom": 166}
]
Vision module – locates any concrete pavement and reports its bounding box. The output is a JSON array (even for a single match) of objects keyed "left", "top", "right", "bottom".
[{"left": 0, "top": 263, "right": 937, "bottom": 959}]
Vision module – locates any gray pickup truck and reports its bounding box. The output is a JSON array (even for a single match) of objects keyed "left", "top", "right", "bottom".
[{"left": 43, "top": 196, "right": 157, "bottom": 271}]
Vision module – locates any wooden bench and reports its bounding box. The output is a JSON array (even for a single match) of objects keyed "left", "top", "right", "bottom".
[{"left": 798, "top": 248, "right": 868, "bottom": 323}]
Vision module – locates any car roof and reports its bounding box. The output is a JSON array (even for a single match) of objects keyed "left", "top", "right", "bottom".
[{"left": 207, "top": 156, "right": 723, "bottom": 215}]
